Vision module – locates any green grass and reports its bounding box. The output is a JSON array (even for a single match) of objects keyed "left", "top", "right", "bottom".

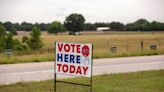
[
  {"left": 0, "top": 49, "right": 162, "bottom": 64},
  {"left": 0, "top": 70, "right": 164, "bottom": 92},
  {"left": 0, "top": 53, "right": 54, "bottom": 64},
  {"left": 0, "top": 31, "right": 164, "bottom": 64}
]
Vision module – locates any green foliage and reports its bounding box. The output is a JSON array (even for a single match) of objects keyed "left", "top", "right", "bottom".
[
  {"left": 13, "top": 39, "right": 27, "bottom": 50},
  {"left": 12, "top": 23, "right": 20, "bottom": 30},
  {"left": 0, "top": 24, "right": 6, "bottom": 39},
  {"left": 0, "top": 18, "right": 164, "bottom": 32},
  {"left": 109, "top": 22, "right": 125, "bottom": 30},
  {"left": 48, "top": 21, "right": 65, "bottom": 35},
  {"left": 39, "top": 23, "right": 49, "bottom": 31},
  {"left": 64, "top": 13, "right": 85, "bottom": 35},
  {"left": 125, "top": 19, "right": 164, "bottom": 31},
  {"left": 0, "top": 33, "right": 25, "bottom": 52},
  {"left": 0, "top": 24, "right": 6, "bottom": 52},
  {"left": 22, "top": 36, "right": 29, "bottom": 43},
  {"left": 3, "top": 21, "right": 13, "bottom": 31},
  {"left": 85, "top": 19, "right": 164, "bottom": 31},
  {"left": 84, "top": 23, "right": 95, "bottom": 30},
  {"left": 10, "top": 28, "right": 17, "bottom": 35},
  {"left": 0, "top": 24, "right": 26, "bottom": 52},
  {"left": 134, "top": 19, "right": 150, "bottom": 31},
  {"left": 20, "top": 22, "right": 33, "bottom": 31},
  {"left": 126, "top": 19, "right": 149, "bottom": 31},
  {"left": 150, "top": 21, "right": 164, "bottom": 31},
  {"left": 4, "top": 34, "right": 15, "bottom": 49},
  {"left": 3, "top": 22, "right": 18, "bottom": 35},
  {"left": 0, "top": 24, "right": 43, "bottom": 53},
  {"left": 0, "top": 39, "right": 5, "bottom": 52},
  {"left": 26, "top": 26, "right": 43, "bottom": 50}
]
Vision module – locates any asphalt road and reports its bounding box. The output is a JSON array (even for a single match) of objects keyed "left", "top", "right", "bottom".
[{"left": 0, "top": 55, "right": 164, "bottom": 85}]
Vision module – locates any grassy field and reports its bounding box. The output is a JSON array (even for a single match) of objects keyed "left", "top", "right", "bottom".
[
  {"left": 42, "top": 32, "right": 164, "bottom": 57},
  {"left": 0, "top": 31, "right": 164, "bottom": 64},
  {"left": 0, "top": 70, "right": 164, "bottom": 92}
]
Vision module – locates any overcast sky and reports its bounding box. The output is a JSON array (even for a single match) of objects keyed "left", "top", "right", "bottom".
[{"left": 0, "top": 0, "right": 164, "bottom": 24}]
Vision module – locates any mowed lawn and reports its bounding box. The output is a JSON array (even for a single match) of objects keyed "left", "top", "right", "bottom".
[
  {"left": 0, "top": 70, "right": 164, "bottom": 92},
  {"left": 0, "top": 32, "right": 164, "bottom": 64}
]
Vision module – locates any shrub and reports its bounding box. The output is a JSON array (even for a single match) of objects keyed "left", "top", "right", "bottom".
[{"left": 26, "top": 26, "right": 43, "bottom": 50}]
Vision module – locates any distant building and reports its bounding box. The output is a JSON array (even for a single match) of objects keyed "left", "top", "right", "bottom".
[
  {"left": 75, "top": 32, "right": 80, "bottom": 35},
  {"left": 17, "top": 31, "right": 27, "bottom": 36},
  {"left": 96, "top": 27, "right": 111, "bottom": 32}
]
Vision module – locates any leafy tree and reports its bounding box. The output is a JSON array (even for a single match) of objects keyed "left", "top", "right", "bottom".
[
  {"left": 3, "top": 34, "right": 15, "bottom": 49},
  {"left": 22, "top": 36, "right": 29, "bottom": 43},
  {"left": 0, "top": 24, "right": 6, "bottom": 51},
  {"left": 109, "top": 22, "right": 124, "bottom": 30},
  {"left": 10, "top": 28, "right": 17, "bottom": 35},
  {"left": 0, "top": 39, "right": 5, "bottom": 52},
  {"left": 0, "top": 24, "right": 6, "bottom": 39},
  {"left": 0, "top": 24, "right": 19, "bottom": 51},
  {"left": 150, "top": 21, "right": 164, "bottom": 31},
  {"left": 20, "top": 22, "right": 33, "bottom": 31},
  {"left": 3, "top": 21, "right": 13, "bottom": 31},
  {"left": 159, "top": 23, "right": 164, "bottom": 31},
  {"left": 34, "top": 23, "right": 40, "bottom": 28},
  {"left": 0, "top": 35, "right": 25, "bottom": 52},
  {"left": 133, "top": 19, "right": 150, "bottom": 31},
  {"left": 40, "top": 23, "right": 49, "bottom": 31},
  {"left": 125, "top": 19, "right": 151, "bottom": 31},
  {"left": 48, "top": 21, "right": 65, "bottom": 35},
  {"left": 84, "top": 23, "right": 95, "bottom": 31},
  {"left": 12, "top": 23, "right": 20, "bottom": 30},
  {"left": 64, "top": 13, "right": 85, "bottom": 35},
  {"left": 26, "top": 26, "right": 43, "bottom": 50},
  {"left": 3, "top": 22, "right": 18, "bottom": 35}
]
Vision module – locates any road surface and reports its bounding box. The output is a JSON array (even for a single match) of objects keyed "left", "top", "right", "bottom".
[{"left": 0, "top": 55, "right": 164, "bottom": 85}]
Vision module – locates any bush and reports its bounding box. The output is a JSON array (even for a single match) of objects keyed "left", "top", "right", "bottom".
[
  {"left": 10, "top": 28, "right": 17, "bottom": 35},
  {"left": 0, "top": 24, "right": 6, "bottom": 39},
  {"left": 26, "top": 26, "right": 43, "bottom": 50},
  {"left": 47, "top": 21, "right": 65, "bottom": 35},
  {"left": 0, "top": 33, "right": 28, "bottom": 53},
  {"left": 0, "top": 38, "right": 5, "bottom": 52}
]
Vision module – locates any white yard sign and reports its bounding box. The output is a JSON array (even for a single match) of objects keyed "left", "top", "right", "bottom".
[{"left": 55, "top": 42, "right": 92, "bottom": 77}]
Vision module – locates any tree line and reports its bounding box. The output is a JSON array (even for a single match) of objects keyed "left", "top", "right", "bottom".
[
  {"left": 0, "top": 21, "right": 49, "bottom": 32},
  {"left": 0, "top": 17, "right": 164, "bottom": 35},
  {"left": 0, "top": 13, "right": 164, "bottom": 53},
  {"left": 84, "top": 19, "right": 164, "bottom": 31}
]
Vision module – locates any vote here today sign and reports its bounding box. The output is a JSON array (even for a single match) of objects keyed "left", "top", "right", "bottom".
[{"left": 55, "top": 42, "right": 92, "bottom": 77}]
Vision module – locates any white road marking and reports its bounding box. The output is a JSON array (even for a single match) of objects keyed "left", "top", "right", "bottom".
[{"left": 0, "top": 61, "right": 163, "bottom": 76}]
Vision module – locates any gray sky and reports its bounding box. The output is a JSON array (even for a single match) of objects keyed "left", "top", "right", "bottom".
[{"left": 0, "top": 0, "right": 164, "bottom": 24}]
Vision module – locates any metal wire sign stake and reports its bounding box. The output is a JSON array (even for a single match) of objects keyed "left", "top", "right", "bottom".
[{"left": 54, "top": 42, "right": 93, "bottom": 92}]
